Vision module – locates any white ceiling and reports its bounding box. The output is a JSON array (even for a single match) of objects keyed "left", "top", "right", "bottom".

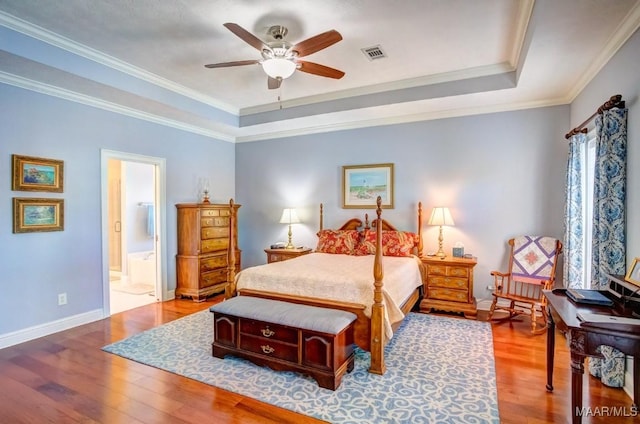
[{"left": 1, "top": 0, "right": 639, "bottom": 142}]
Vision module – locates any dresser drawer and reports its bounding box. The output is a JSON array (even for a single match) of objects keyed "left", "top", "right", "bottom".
[
  {"left": 240, "top": 319, "right": 298, "bottom": 343},
  {"left": 429, "top": 288, "right": 468, "bottom": 303},
  {"left": 267, "top": 252, "right": 287, "bottom": 263},
  {"left": 201, "top": 216, "right": 230, "bottom": 228},
  {"left": 201, "top": 268, "right": 227, "bottom": 287},
  {"left": 428, "top": 265, "right": 448, "bottom": 276},
  {"left": 428, "top": 264, "right": 469, "bottom": 278},
  {"left": 202, "top": 226, "right": 229, "bottom": 239},
  {"left": 201, "top": 238, "right": 229, "bottom": 253},
  {"left": 201, "top": 209, "right": 231, "bottom": 218},
  {"left": 200, "top": 254, "right": 227, "bottom": 272},
  {"left": 239, "top": 334, "right": 298, "bottom": 362},
  {"left": 429, "top": 276, "right": 468, "bottom": 289}
]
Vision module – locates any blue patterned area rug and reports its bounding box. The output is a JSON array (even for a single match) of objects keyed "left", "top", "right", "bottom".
[{"left": 103, "top": 311, "right": 499, "bottom": 423}]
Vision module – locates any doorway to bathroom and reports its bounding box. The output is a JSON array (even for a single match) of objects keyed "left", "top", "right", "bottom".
[{"left": 101, "top": 150, "right": 166, "bottom": 316}]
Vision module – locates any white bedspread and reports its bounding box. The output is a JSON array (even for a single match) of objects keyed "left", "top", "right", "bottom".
[{"left": 235, "top": 252, "right": 423, "bottom": 341}]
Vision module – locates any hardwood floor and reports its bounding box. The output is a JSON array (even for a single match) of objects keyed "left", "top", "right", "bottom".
[{"left": 0, "top": 297, "right": 635, "bottom": 423}]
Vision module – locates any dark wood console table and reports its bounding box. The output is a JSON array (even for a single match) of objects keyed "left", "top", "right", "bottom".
[{"left": 543, "top": 282, "right": 640, "bottom": 424}]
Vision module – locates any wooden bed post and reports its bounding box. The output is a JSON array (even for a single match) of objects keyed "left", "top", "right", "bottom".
[
  {"left": 369, "top": 196, "right": 386, "bottom": 375},
  {"left": 417, "top": 201, "right": 423, "bottom": 257},
  {"left": 225, "top": 198, "right": 237, "bottom": 299}
]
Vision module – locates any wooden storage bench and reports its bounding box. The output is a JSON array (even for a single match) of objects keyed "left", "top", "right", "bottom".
[{"left": 210, "top": 296, "right": 357, "bottom": 390}]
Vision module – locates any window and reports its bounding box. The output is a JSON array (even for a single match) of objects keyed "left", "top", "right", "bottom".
[{"left": 582, "top": 126, "right": 597, "bottom": 288}]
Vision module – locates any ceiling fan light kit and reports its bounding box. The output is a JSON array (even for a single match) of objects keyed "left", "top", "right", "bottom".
[
  {"left": 205, "top": 23, "right": 344, "bottom": 89},
  {"left": 262, "top": 58, "right": 296, "bottom": 80}
]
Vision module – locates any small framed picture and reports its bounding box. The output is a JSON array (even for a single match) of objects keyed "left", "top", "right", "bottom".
[
  {"left": 12, "top": 154, "right": 64, "bottom": 192},
  {"left": 625, "top": 257, "right": 640, "bottom": 286},
  {"left": 13, "top": 198, "right": 65, "bottom": 233},
  {"left": 342, "top": 163, "right": 394, "bottom": 209}
]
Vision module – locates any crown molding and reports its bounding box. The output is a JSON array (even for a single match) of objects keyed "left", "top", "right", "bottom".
[
  {"left": 0, "top": 71, "right": 235, "bottom": 142},
  {"left": 0, "top": 11, "right": 238, "bottom": 115},
  {"left": 235, "top": 97, "right": 570, "bottom": 143}
]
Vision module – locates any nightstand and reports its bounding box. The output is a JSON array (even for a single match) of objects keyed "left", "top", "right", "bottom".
[
  {"left": 265, "top": 247, "right": 312, "bottom": 263},
  {"left": 420, "top": 256, "right": 478, "bottom": 318}
]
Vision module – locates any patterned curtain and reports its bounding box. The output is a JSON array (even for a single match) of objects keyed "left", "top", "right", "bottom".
[
  {"left": 588, "top": 108, "right": 627, "bottom": 387},
  {"left": 563, "top": 133, "right": 586, "bottom": 289}
]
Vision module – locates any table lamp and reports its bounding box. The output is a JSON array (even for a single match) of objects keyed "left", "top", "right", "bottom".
[
  {"left": 279, "top": 208, "right": 300, "bottom": 249},
  {"left": 428, "top": 207, "right": 455, "bottom": 258}
]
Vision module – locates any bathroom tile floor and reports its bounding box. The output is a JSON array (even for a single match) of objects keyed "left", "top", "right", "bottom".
[{"left": 109, "top": 278, "right": 157, "bottom": 314}]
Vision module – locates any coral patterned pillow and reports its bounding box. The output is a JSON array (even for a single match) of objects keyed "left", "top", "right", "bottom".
[
  {"left": 355, "top": 230, "right": 418, "bottom": 257},
  {"left": 315, "top": 230, "right": 360, "bottom": 255}
]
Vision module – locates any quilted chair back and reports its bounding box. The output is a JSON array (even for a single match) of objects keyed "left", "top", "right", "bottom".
[{"left": 510, "top": 236, "right": 562, "bottom": 286}]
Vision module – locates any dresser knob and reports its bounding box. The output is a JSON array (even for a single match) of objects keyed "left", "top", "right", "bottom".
[
  {"left": 261, "top": 345, "right": 275, "bottom": 354},
  {"left": 261, "top": 327, "right": 275, "bottom": 337}
]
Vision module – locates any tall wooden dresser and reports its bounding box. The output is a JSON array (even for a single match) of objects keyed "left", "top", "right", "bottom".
[{"left": 176, "top": 202, "right": 241, "bottom": 302}]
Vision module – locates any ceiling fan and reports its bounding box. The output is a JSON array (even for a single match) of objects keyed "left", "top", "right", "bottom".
[{"left": 205, "top": 23, "right": 345, "bottom": 89}]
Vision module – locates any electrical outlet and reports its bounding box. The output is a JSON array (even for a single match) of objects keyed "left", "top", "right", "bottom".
[
  {"left": 58, "top": 293, "right": 67, "bottom": 305},
  {"left": 486, "top": 285, "right": 494, "bottom": 291}
]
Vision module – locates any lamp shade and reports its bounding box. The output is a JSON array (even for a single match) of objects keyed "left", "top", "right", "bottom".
[
  {"left": 262, "top": 58, "right": 296, "bottom": 79},
  {"left": 279, "top": 208, "right": 300, "bottom": 224},
  {"left": 427, "top": 207, "right": 455, "bottom": 226}
]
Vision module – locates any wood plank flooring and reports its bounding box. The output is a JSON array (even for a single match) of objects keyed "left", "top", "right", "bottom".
[{"left": 0, "top": 297, "right": 635, "bottom": 423}]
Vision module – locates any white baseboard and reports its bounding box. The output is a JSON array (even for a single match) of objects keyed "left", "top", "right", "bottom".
[
  {"left": 476, "top": 299, "right": 493, "bottom": 311},
  {"left": 0, "top": 309, "right": 104, "bottom": 350}
]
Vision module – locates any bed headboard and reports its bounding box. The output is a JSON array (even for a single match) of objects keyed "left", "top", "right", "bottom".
[{"left": 318, "top": 201, "right": 424, "bottom": 256}]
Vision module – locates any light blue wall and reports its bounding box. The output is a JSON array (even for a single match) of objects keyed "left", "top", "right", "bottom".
[
  {"left": 0, "top": 84, "right": 235, "bottom": 335},
  {"left": 236, "top": 105, "right": 570, "bottom": 306}
]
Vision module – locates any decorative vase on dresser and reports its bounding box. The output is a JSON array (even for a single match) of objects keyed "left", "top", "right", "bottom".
[
  {"left": 176, "top": 202, "right": 241, "bottom": 302},
  {"left": 420, "top": 256, "right": 478, "bottom": 318}
]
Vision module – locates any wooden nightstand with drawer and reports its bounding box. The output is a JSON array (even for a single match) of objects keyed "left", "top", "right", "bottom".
[
  {"left": 420, "top": 256, "right": 478, "bottom": 318},
  {"left": 265, "top": 247, "right": 312, "bottom": 264}
]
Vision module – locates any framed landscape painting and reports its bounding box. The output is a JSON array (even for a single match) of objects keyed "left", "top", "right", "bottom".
[
  {"left": 342, "top": 163, "right": 394, "bottom": 209},
  {"left": 13, "top": 198, "right": 64, "bottom": 233},
  {"left": 12, "top": 154, "right": 64, "bottom": 192}
]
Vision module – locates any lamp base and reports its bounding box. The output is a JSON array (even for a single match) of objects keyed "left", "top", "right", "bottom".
[
  {"left": 435, "top": 225, "right": 446, "bottom": 258},
  {"left": 285, "top": 224, "right": 294, "bottom": 249}
]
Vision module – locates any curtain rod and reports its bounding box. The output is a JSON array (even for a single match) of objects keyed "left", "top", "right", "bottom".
[{"left": 564, "top": 94, "right": 625, "bottom": 139}]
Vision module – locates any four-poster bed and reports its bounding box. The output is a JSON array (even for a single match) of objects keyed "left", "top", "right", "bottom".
[{"left": 223, "top": 197, "right": 425, "bottom": 374}]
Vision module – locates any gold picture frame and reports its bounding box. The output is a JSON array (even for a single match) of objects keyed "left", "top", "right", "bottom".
[
  {"left": 625, "top": 257, "right": 640, "bottom": 286},
  {"left": 342, "top": 163, "right": 394, "bottom": 209},
  {"left": 12, "top": 154, "right": 64, "bottom": 192},
  {"left": 13, "top": 198, "right": 65, "bottom": 233}
]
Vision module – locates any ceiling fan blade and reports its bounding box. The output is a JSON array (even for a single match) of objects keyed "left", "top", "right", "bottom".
[
  {"left": 297, "top": 61, "right": 345, "bottom": 79},
  {"left": 204, "top": 60, "right": 260, "bottom": 68},
  {"left": 268, "top": 77, "right": 282, "bottom": 90},
  {"left": 290, "top": 30, "right": 342, "bottom": 57},
  {"left": 223, "top": 23, "right": 267, "bottom": 51}
]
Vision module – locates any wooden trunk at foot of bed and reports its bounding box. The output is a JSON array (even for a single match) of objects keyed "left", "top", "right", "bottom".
[{"left": 224, "top": 197, "right": 423, "bottom": 375}]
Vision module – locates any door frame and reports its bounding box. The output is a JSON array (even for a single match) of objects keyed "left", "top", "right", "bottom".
[{"left": 100, "top": 149, "right": 167, "bottom": 316}]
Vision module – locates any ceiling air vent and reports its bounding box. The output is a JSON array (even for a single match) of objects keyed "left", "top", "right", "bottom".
[{"left": 361, "top": 45, "right": 387, "bottom": 61}]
